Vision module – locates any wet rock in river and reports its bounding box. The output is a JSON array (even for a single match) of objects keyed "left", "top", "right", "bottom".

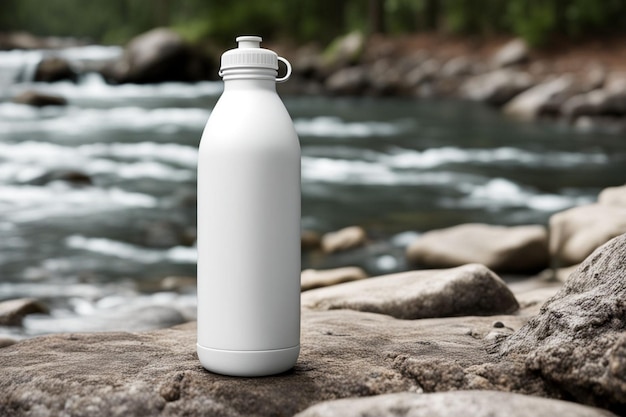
[
  {"left": 301, "top": 266, "right": 367, "bottom": 291},
  {"left": 34, "top": 56, "right": 77, "bottom": 82},
  {"left": 504, "top": 74, "right": 574, "bottom": 120},
  {"left": 302, "top": 263, "right": 519, "bottom": 319},
  {"left": 12, "top": 90, "right": 67, "bottom": 107},
  {"left": 0, "top": 337, "right": 17, "bottom": 348},
  {"left": 102, "top": 28, "right": 214, "bottom": 84},
  {"left": 501, "top": 233, "right": 626, "bottom": 413},
  {"left": 295, "top": 391, "right": 617, "bottom": 417},
  {"left": 406, "top": 223, "right": 549, "bottom": 273},
  {"left": 549, "top": 204, "right": 626, "bottom": 266},
  {"left": 321, "top": 226, "right": 367, "bottom": 254},
  {"left": 26, "top": 169, "right": 92, "bottom": 186},
  {"left": 0, "top": 298, "right": 48, "bottom": 326}
]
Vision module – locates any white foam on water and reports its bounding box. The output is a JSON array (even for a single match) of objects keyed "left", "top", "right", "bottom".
[
  {"left": 65, "top": 235, "right": 196, "bottom": 264},
  {"left": 0, "top": 184, "right": 158, "bottom": 222},
  {"left": 294, "top": 116, "right": 409, "bottom": 137},
  {"left": 0, "top": 104, "right": 210, "bottom": 135}
]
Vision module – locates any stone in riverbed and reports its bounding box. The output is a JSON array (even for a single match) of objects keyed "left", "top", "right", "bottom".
[
  {"left": 549, "top": 204, "right": 626, "bottom": 266},
  {"left": 0, "top": 298, "right": 48, "bottom": 326},
  {"left": 501, "top": 233, "right": 626, "bottom": 413},
  {"left": 301, "top": 266, "right": 367, "bottom": 291},
  {"left": 34, "top": 56, "right": 77, "bottom": 83},
  {"left": 320, "top": 226, "right": 367, "bottom": 254},
  {"left": 504, "top": 75, "right": 574, "bottom": 120},
  {"left": 26, "top": 169, "right": 92, "bottom": 186},
  {"left": 302, "top": 263, "right": 519, "bottom": 319},
  {"left": 493, "top": 38, "right": 530, "bottom": 68},
  {"left": 406, "top": 223, "right": 549, "bottom": 273},
  {"left": 295, "top": 391, "right": 617, "bottom": 417},
  {"left": 460, "top": 69, "right": 534, "bottom": 105},
  {"left": 12, "top": 90, "right": 67, "bottom": 107}
]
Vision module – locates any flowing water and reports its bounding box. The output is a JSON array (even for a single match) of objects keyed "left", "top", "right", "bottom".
[{"left": 1, "top": 45, "right": 625, "bottom": 336}]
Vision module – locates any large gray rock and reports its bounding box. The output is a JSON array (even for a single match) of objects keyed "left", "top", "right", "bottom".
[
  {"left": 502, "top": 233, "right": 626, "bottom": 413},
  {"left": 549, "top": 204, "right": 626, "bottom": 266},
  {"left": 504, "top": 75, "right": 574, "bottom": 120},
  {"left": 103, "top": 28, "right": 213, "bottom": 84},
  {"left": 302, "top": 264, "right": 519, "bottom": 319},
  {"left": 0, "top": 310, "right": 532, "bottom": 417},
  {"left": 296, "top": 391, "right": 616, "bottom": 417},
  {"left": 461, "top": 69, "right": 534, "bottom": 105},
  {"left": 406, "top": 223, "right": 549, "bottom": 273}
]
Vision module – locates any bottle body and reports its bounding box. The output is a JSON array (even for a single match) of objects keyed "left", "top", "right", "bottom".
[{"left": 197, "top": 79, "right": 300, "bottom": 376}]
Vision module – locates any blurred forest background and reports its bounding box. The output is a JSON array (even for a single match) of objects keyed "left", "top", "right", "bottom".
[{"left": 2, "top": 0, "right": 626, "bottom": 46}]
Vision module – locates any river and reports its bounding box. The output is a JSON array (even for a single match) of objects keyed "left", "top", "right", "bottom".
[{"left": 1, "top": 45, "right": 625, "bottom": 337}]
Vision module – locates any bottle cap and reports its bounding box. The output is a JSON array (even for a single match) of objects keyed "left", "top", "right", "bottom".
[{"left": 219, "top": 36, "right": 291, "bottom": 82}]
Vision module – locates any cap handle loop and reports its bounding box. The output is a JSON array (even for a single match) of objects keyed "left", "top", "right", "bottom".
[{"left": 276, "top": 56, "right": 292, "bottom": 83}]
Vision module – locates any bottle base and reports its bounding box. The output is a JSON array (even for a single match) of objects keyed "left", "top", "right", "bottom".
[{"left": 197, "top": 343, "right": 300, "bottom": 377}]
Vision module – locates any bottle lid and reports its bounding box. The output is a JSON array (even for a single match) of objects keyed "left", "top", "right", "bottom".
[{"left": 219, "top": 36, "right": 291, "bottom": 82}]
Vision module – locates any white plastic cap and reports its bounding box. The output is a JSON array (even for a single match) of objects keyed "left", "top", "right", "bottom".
[{"left": 220, "top": 35, "right": 278, "bottom": 72}]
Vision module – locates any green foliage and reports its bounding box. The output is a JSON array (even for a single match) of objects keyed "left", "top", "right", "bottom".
[{"left": 1, "top": 0, "right": 626, "bottom": 47}]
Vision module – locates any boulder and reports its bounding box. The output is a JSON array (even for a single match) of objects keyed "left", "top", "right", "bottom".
[
  {"left": 103, "top": 28, "right": 213, "bottom": 84},
  {"left": 12, "top": 90, "right": 67, "bottom": 107},
  {"left": 501, "top": 233, "right": 626, "bottom": 412},
  {"left": 549, "top": 204, "right": 626, "bottom": 266},
  {"left": 441, "top": 56, "right": 474, "bottom": 77},
  {"left": 0, "top": 298, "right": 48, "bottom": 326},
  {"left": 0, "top": 310, "right": 532, "bottom": 417},
  {"left": 504, "top": 75, "right": 574, "bottom": 120},
  {"left": 296, "top": 391, "right": 616, "bottom": 417},
  {"left": 34, "top": 56, "right": 77, "bottom": 83},
  {"left": 493, "top": 38, "right": 529, "bottom": 68},
  {"left": 460, "top": 69, "right": 534, "bottom": 106},
  {"left": 598, "top": 184, "right": 626, "bottom": 206},
  {"left": 302, "top": 264, "right": 519, "bottom": 319},
  {"left": 320, "top": 226, "right": 367, "bottom": 254},
  {"left": 321, "top": 31, "right": 364, "bottom": 73},
  {"left": 562, "top": 89, "right": 609, "bottom": 119},
  {"left": 301, "top": 267, "right": 367, "bottom": 291},
  {"left": 406, "top": 223, "right": 549, "bottom": 273}
]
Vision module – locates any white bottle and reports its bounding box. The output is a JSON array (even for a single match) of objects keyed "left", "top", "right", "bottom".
[{"left": 197, "top": 36, "right": 300, "bottom": 376}]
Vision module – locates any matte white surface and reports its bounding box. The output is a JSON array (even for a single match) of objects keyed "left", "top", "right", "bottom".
[{"left": 197, "top": 41, "right": 301, "bottom": 377}]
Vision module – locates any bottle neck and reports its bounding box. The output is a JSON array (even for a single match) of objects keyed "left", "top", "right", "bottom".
[{"left": 221, "top": 68, "right": 277, "bottom": 91}]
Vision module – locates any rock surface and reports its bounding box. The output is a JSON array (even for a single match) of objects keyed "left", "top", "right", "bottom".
[
  {"left": 302, "top": 264, "right": 519, "bottom": 319},
  {"left": 493, "top": 38, "right": 529, "bottom": 68},
  {"left": 321, "top": 226, "right": 367, "bottom": 254},
  {"left": 301, "top": 267, "right": 367, "bottom": 291},
  {"left": 0, "top": 298, "right": 48, "bottom": 326},
  {"left": 461, "top": 69, "right": 533, "bottom": 105},
  {"left": 34, "top": 56, "right": 77, "bottom": 82},
  {"left": 296, "top": 391, "right": 617, "bottom": 417},
  {"left": 103, "top": 28, "right": 213, "bottom": 84},
  {"left": 504, "top": 75, "right": 574, "bottom": 120},
  {"left": 549, "top": 204, "right": 626, "bottom": 266},
  {"left": 599, "top": 184, "right": 626, "bottom": 206},
  {"left": 406, "top": 223, "right": 549, "bottom": 273},
  {"left": 12, "top": 90, "right": 67, "bottom": 107},
  {"left": 502, "top": 233, "right": 626, "bottom": 413},
  {"left": 0, "top": 310, "right": 531, "bottom": 417}
]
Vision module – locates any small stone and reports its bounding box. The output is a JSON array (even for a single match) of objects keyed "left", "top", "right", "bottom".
[
  {"left": 295, "top": 391, "right": 617, "bottom": 417},
  {"left": 301, "top": 267, "right": 367, "bottom": 291},
  {"left": 301, "top": 230, "right": 321, "bottom": 251},
  {"left": 320, "top": 226, "right": 367, "bottom": 254},
  {"left": 493, "top": 38, "right": 530, "bottom": 68},
  {"left": 0, "top": 337, "right": 17, "bottom": 348},
  {"left": 26, "top": 169, "right": 92, "bottom": 186},
  {"left": 0, "top": 298, "right": 48, "bottom": 326},
  {"left": 13, "top": 90, "right": 67, "bottom": 107},
  {"left": 302, "top": 264, "right": 519, "bottom": 319},
  {"left": 34, "top": 56, "right": 77, "bottom": 82},
  {"left": 493, "top": 321, "right": 505, "bottom": 328}
]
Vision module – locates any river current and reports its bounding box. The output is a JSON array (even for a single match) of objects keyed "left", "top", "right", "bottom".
[{"left": 1, "top": 45, "right": 624, "bottom": 336}]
